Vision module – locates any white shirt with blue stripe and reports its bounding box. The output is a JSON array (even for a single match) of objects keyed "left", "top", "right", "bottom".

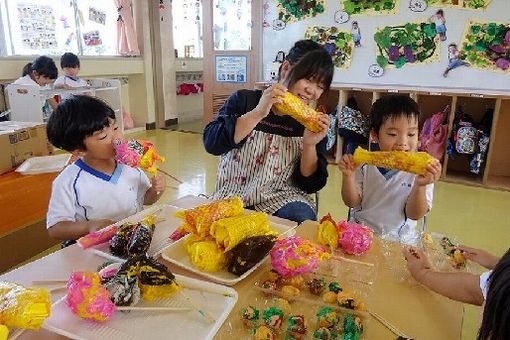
[{"left": 46, "top": 159, "right": 151, "bottom": 229}]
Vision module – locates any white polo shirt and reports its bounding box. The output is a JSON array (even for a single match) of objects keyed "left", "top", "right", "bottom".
[
  {"left": 47, "top": 159, "right": 151, "bottom": 228},
  {"left": 12, "top": 75, "right": 40, "bottom": 86},
  {"left": 480, "top": 271, "right": 491, "bottom": 299},
  {"left": 350, "top": 164, "right": 434, "bottom": 245},
  {"left": 54, "top": 75, "right": 89, "bottom": 100}
]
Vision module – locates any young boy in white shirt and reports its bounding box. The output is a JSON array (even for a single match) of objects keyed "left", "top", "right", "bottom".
[
  {"left": 46, "top": 95, "right": 166, "bottom": 242},
  {"left": 339, "top": 95, "right": 442, "bottom": 244},
  {"left": 54, "top": 52, "right": 88, "bottom": 100}
]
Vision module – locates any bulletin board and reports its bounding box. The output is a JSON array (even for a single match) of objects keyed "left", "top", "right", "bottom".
[{"left": 262, "top": 0, "right": 510, "bottom": 91}]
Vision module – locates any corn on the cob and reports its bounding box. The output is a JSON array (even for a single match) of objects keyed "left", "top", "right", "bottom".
[
  {"left": 352, "top": 147, "right": 438, "bottom": 175},
  {"left": 273, "top": 92, "right": 323, "bottom": 132},
  {"left": 186, "top": 237, "right": 229, "bottom": 272},
  {"left": 183, "top": 197, "right": 244, "bottom": 238},
  {"left": 210, "top": 212, "right": 278, "bottom": 252}
]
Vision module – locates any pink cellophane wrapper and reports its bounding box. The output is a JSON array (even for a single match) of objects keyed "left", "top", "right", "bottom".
[
  {"left": 114, "top": 139, "right": 143, "bottom": 167},
  {"left": 338, "top": 221, "right": 373, "bottom": 255},
  {"left": 270, "top": 236, "right": 330, "bottom": 277},
  {"left": 77, "top": 225, "right": 119, "bottom": 249},
  {"left": 66, "top": 272, "right": 116, "bottom": 322}
]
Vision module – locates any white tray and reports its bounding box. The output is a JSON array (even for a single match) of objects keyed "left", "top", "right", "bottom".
[
  {"left": 89, "top": 204, "right": 184, "bottom": 262},
  {"left": 161, "top": 223, "right": 296, "bottom": 286},
  {"left": 15, "top": 154, "right": 71, "bottom": 174},
  {"left": 42, "top": 274, "right": 238, "bottom": 340}
]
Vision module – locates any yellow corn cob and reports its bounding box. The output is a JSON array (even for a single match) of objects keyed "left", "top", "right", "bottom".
[
  {"left": 210, "top": 212, "right": 278, "bottom": 252},
  {"left": 183, "top": 196, "right": 244, "bottom": 238},
  {"left": 273, "top": 92, "right": 323, "bottom": 132},
  {"left": 186, "top": 237, "right": 229, "bottom": 272},
  {"left": 352, "top": 147, "right": 438, "bottom": 175}
]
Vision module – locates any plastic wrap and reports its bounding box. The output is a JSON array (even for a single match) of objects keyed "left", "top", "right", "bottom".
[
  {"left": 114, "top": 139, "right": 165, "bottom": 175},
  {"left": 77, "top": 224, "right": 119, "bottom": 249},
  {"left": 338, "top": 221, "right": 373, "bottom": 256}
]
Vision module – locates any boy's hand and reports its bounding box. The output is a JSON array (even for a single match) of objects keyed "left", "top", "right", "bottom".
[
  {"left": 338, "top": 154, "right": 359, "bottom": 178},
  {"left": 415, "top": 161, "right": 442, "bottom": 187},
  {"left": 403, "top": 247, "right": 432, "bottom": 282},
  {"left": 151, "top": 174, "right": 166, "bottom": 194},
  {"left": 253, "top": 84, "right": 286, "bottom": 118},
  {"left": 303, "top": 113, "right": 330, "bottom": 146},
  {"left": 88, "top": 219, "right": 115, "bottom": 233},
  {"left": 457, "top": 245, "right": 500, "bottom": 270}
]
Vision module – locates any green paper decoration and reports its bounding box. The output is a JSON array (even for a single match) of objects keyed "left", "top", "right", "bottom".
[
  {"left": 342, "top": 0, "right": 397, "bottom": 15},
  {"left": 460, "top": 20, "right": 510, "bottom": 72},
  {"left": 304, "top": 26, "right": 354, "bottom": 69},
  {"left": 374, "top": 23, "right": 440, "bottom": 69},
  {"left": 277, "top": 0, "right": 325, "bottom": 23},
  {"left": 427, "top": 0, "right": 491, "bottom": 9}
]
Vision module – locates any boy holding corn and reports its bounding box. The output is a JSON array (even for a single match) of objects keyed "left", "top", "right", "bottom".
[
  {"left": 339, "top": 95, "right": 442, "bottom": 244},
  {"left": 204, "top": 40, "right": 334, "bottom": 223}
]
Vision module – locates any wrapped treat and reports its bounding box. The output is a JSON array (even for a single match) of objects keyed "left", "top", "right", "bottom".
[
  {"left": 328, "top": 282, "right": 342, "bottom": 294},
  {"left": 272, "top": 298, "right": 291, "bottom": 315},
  {"left": 254, "top": 325, "right": 275, "bottom": 340},
  {"left": 273, "top": 91, "right": 323, "bottom": 132},
  {"left": 183, "top": 197, "right": 244, "bottom": 237},
  {"left": 281, "top": 285, "right": 300, "bottom": 301},
  {"left": 313, "top": 326, "right": 337, "bottom": 339},
  {"left": 342, "top": 314, "right": 363, "bottom": 340},
  {"left": 353, "top": 147, "right": 438, "bottom": 176},
  {"left": 116, "top": 255, "right": 180, "bottom": 300},
  {"left": 77, "top": 224, "right": 119, "bottom": 249},
  {"left": 104, "top": 275, "right": 141, "bottom": 307},
  {"left": 228, "top": 235, "right": 278, "bottom": 276},
  {"left": 270, "top": 236, "right": 330, "bottom": 277},
  {"left": 241, "top": 305, "right": 259, "bottom": 328},
  {"left": 322, "top": 291, "right": 337, "bottom": 304},
  {"left": 263, "top": 307, "right": 284, "bottom": 330},
  {"left": 316, "top": 307, "right": 339, "bottom": 329},
  {"left": 127, "top": 220, "right": 156, "bottom": 256},
  {"left": 337, "top": 291, "right": 364, "bottom": 311},
  {"left": 110, "top": 222, "right": 137, "bottom": 257},
  {"left": 440, "top": 237, "right": 466, "bottom": 269},
  {"left": 186, "top": 237, "right": 228, "bottom": 272},
  {"left": 307, "top": 277, "right": 326, "bottom": 295},
  {"left": 210, "top": 212, "right": 278, "bottom": 252},
  {"left": 317, "top": 214, "right": 339, "bottom": 249},
  {"left": 337, "top": 221, "right": 373, "bottom": 256},
  {"left": 0, "top": 325, "right": 8, "bottom": 339},
  {"left": 114, "top": 139, "right": 165, "bottom": 175},
  {"left": 66, "top": 272, "right": 115, "bottom": 322},
  {"left": 287, "top": 314, "right": 307, "bottom": 338},
  {"left": 98, "top": 262, "right": 121, "bottom": 283},
  {"left": 0, "top": 282, "right": 50, "bottom": 330}
]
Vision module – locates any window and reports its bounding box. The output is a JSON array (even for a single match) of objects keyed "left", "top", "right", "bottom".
[
  {"left": 172, "top": 0, "right": 202, "bottom": 58},
  {"left": 0, "top": 0, "right": 123, "bottom": 56},
  {"left": 213, "top": 0, "right": 251, "bottom": 51}
]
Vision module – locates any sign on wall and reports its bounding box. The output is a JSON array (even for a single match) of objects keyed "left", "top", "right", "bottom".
[{"left": 215, "top": 55, "right": 248, "bottom": 83}]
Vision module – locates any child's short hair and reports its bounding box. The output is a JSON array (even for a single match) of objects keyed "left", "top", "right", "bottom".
[
  {"left": 285, "top": 47, "right": 334, "bottom": 92},
  {"left": 22, "top": 56, "right": 58, "bottom": 79},
  {"left": 448, "top": 43, "right": 457, "bottom": 49},
  {"left": 60, "top": 52, "right": 80, "bottom": 69},
  {"left": 370, "top": 95, "right": 420, "bottom": 133},
  {"left": 47, "top": 95, "right": 116, "bottom": 152}
]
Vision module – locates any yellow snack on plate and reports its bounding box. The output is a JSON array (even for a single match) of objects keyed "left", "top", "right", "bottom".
[
  {"left": 186, "top": 238, "right": 229, "bottom": 272},
  {"left": 183, "top": 197, "right": 244, "bottom": 237},
  {"left": 273, "top": 91, "right": 323, "bottom": 132},
  {"left": 0, "top": 282, "right": 50, "bottom": 330},
  {"left": 210, "top": 212, "right": 278, "bottom": 252},
  {"left": 352, "top": 147, "right": 438, "bottom": 175}
]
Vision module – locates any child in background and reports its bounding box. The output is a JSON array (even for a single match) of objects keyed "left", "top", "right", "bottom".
[
  {"left": 351, "top": 21, "right": 361, "bottom": 47},
  {"left": 45, "top": 95, "right": 166, "bottom": 242},
  {"left": 339, "top": 95, "right": 442, "bottom": 244},
  {"left": 54, "top": 52, "right": 88, "bottom": 94},
  {"left": 204, "top": 40, "right": 333, "bottom": 223},
  {"left": 403, "top": 246, "right": 510, "bottom": 340},
  {"left": 443, "top": 43, "right": 470, "bottom": 77}
]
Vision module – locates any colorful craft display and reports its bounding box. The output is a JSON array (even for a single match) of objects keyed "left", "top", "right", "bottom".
[
  {"left": 77, "top": 224, "right": 119, "bottom": 249},
  {"left": 353, "top": 147, "right": 438, "bottom": 176},
  {"left": 273, "top": 92, "right": 323, "bottom": 132},
  {"left": 114, "top": 139, "right": 165, "bottom": 175},
  {"left": 337, "top": 221, "right": 373, "bottom": 256},
  {"left": 66, "top": 271, "right": 116, "bottom": 322},
  {"left": 270, "top": 236, "right": 330, "bottom": 277},
  {"left": 0, "top": 282, "right": 50, "bottom": 330}
]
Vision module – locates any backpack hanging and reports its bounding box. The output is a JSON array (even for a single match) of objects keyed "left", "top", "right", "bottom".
[
  {"left": 419, "top": 106, "right": 449, "bottom": 161},
  {"left": 452, "top": 106, "right": 478, "bottom": 155}
]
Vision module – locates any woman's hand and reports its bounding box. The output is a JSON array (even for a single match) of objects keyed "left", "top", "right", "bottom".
[
  {"left": 457, "top": 245, "right": 500, "bottom": 270},
  {"left": 302, "top": 113, "right": 330, "bottom": 146},
  {"left": 253, "top": 83, "right": 287, "bottom": 118},
  {"left": 403, "top": 247, "right": 432, "bottom": 282}
]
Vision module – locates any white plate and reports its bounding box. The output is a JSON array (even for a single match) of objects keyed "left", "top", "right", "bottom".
[
  {"left": 89, "top": 204, "right": 183, "bottom": 262},
  {"left": 15, "top": 154, "right": 72, "bottom": 174},
  {"left": 42, "top": 274, "right": 238, "bottom": 340},
  {"left": 161, "top": 223, "right": 296, "bottom": 286}
]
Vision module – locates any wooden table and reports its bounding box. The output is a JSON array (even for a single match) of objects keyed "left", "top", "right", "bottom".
[{"left": 0, "top": 195, "right": 463, "bottom": 340}]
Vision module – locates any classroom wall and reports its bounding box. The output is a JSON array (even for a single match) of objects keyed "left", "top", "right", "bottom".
[{"left": 262, "top": 0, "right": 510, "bottom": 91}]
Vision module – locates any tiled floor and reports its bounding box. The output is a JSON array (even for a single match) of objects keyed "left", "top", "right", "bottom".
[{"left": 131, "top": 129, "right": 509, "bottom": 339}]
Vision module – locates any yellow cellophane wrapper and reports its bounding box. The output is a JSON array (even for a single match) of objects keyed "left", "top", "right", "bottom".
[
  {"left": 210, "top": 212, "right": 278, "bottom": 252},
  {"left": 352, "top": 147, "right": 437, "bottom": 175},
  {"left": 185, "top": 237, "right": 228, "bottom": 272},
  {"left": 0, "top": 282, "right": 50, "bottom": 330},
  {"left": 0, "top": 325, "right": 8, "bottom": 340},
  {"left": 140, "top": 148, "right": 165, "bottom": 175},
  {"left": 273, "top": 92, "right": 323, "bottom": 132},
  {"left": 183, "top": 196, "right": 244, "bottom": 238},
  {"left": 317, "top": 214, "right": 338, "bottom": 249},
  {"left": 139, "top": 281, "right": 180, "bottom": 301}
]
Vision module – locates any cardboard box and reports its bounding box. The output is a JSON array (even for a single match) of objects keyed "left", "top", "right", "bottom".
[{"left": 0, "top": 121, "right": 52, "bottom": 174}]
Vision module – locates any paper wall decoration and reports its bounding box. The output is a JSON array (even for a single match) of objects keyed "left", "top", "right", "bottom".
[
  {"left": 304, "top": 26, "right": 354, "bottom": 69},
  {"left": 342, "top": 0, "right": 399, "bottom": 15},
  {"left": 276, "top": 0, "right": 325, "bottom": 23}
]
